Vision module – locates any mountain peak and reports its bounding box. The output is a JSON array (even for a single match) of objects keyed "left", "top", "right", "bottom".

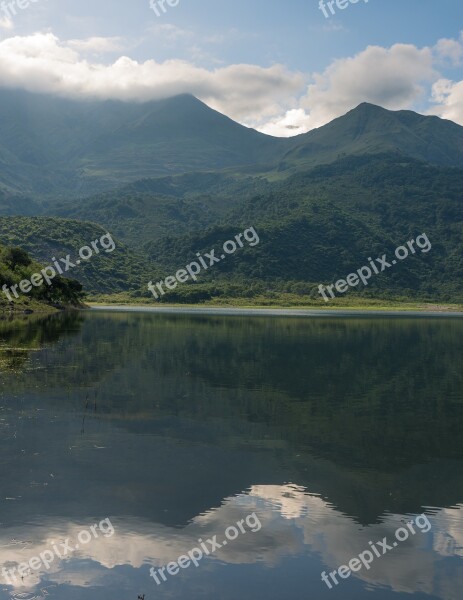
[
  {"left": 353, "top": 102, "right": 387, "bottom": 112},
  {"left": 282, "top": 101, "right": 463, "bottom": 170}
]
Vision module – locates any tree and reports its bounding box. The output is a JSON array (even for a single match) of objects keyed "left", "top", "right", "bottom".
[{"left": 4, "top": 247, "right": 32, "bottom": 271}]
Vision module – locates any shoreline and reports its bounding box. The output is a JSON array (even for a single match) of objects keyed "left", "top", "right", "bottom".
[{"left": 86, "top": 303, "right": 463, "bottom": 317}]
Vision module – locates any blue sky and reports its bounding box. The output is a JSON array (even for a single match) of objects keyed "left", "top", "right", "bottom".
[{"left": 1, "top": 0, "right": 463, "bottom": 135}]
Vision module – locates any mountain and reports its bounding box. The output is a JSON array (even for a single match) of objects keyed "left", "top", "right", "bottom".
[
  {"left": 0, "top": 89, "right": 292, "bottom": 198},
  {"left": 140, "top": 155, "right": 463, "bottom": 303},
  {"left": 281, "top": 103, "right": 463, "bottom": 171},
  {"left": 1, "top": 90, "right": 463, "bottom": 200},
  {"left": 27, "top": 103, "right": 463, "bottom": 267},
  {"left": 45, "top": 171, "right": 275, "bottom": 248},
  {"left": 0, "top": 93, "right": 462, "bottom": 304},
  {"left": 21, "top": 154, "right": 461, "bottom": 303}
]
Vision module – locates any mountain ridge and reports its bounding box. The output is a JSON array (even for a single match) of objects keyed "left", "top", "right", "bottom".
[
  {"left": 280, "top": 102, "right": 463, "bottom": 170},
  {"left": 0, "top": 89, "right": 293, "bottom": 197},
  {"left": 0, "top": 90, "right": 463, "bottom": 199}
]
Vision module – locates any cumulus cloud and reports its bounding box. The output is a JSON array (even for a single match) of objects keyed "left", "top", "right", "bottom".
[
  {"left": 251, "top": 43, "right": 438, "bottom": 134},
  {"left": 0, "top": 31, "right": 462, "bottom": 136},
  {"left": 429, "top": 78, "right": 463, "bottom": 125},
  {"left": 0, "top": 32, "right": 303, "bottom": 126},
  {"left": 298, "top": 43, "right": 436, "bottom": 129},
  {"left": 434, "top": 33, "right": 463, "bottom": 66},
  {"left": 425, "top": 32, "right": 463, "bottom": 125}
]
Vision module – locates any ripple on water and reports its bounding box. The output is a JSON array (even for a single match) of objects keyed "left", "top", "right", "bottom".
[{"left": 10, "top": 592, "right": 45, "bottom": 600}]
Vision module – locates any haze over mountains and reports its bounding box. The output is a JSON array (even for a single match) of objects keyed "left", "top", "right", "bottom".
[
  {"left": 1, "top": 89, "right": 463, "bottom": 198},
  {"left": 0, "top": 89, "right": 462, "bottom": 303},
  {"left": 0, "top": 90, "right": 292, "bottom": 198}
]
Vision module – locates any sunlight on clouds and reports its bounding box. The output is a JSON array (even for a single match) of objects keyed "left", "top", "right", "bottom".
[
  {"left": 429, "top": 78, "right": 463, "bottom": 125},
  {"left": 255, "top": 108, "right": 312, "bottom": 137}
]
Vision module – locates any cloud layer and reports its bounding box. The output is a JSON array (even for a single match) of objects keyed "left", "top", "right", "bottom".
[{"left": 0, "top": 31, "right": 462, "bottom": 136}]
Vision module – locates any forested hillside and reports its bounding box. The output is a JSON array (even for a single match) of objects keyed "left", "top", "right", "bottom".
[
  {"left": 0, "top": 97, "right": 462, "bottom": 305},
  {"left": 0, "top": 242, "right": 83, "bottom": 312}
]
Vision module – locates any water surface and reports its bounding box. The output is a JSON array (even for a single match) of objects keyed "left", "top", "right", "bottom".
[{"left": 0, "top": 310, "right": 462, "bottom": 600}]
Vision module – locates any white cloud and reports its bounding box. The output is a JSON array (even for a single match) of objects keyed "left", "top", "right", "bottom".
[
  {"left": 0, "top": 31, "right": 462, "bottom": 136},
  {"left": 298, "top": 43, "right": 436, "bottom": 130},
  {"left": 429, "top": 78, "right": 463, "bottom": 125},
  {"left": 425, "top": 31, "right": 463, "bottom": 125},
  {"left": 146, "top": 23, "right": 193, "bottom": 42},
  {"left": 246, "top": 43, "right": 438, "bottom": 135},
  {"left": 67, "top": 36, "right": 126, "bottom": 54},
  {"left": 255, "top": 108, "right": 312, "bottom": 137},
  {"left": 0, "top": 32, "right": 303, "bottom": 126},
  {"left": 434, "top": 34, "right": 463, "bottom": 66}
]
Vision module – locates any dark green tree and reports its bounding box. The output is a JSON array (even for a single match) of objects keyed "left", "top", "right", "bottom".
[{"left": 4, "top": 247, "right": 32, "bottom": 271}]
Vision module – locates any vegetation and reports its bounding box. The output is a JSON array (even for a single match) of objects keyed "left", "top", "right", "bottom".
[
  {"left": 0, "top": 241, "right": 84, "bottom": 312},
  {"left": 0, "top": 216, "right": 158, "bottom": 295},
  {"left": 0, "top": 91, "right": 293, "bottom": 198},
  {"left": 0, "top": 98, "right": 462, "bottom": 306}
]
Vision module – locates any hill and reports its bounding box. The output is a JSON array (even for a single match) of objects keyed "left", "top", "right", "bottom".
[
  {"left": 32, "top": 154, "right": 463, "bottom": 304},
  {"left": 137, "top": 155, "right": 462, "bottom": 303},
  {"left": 0, "top": 90, "right": 292, "bottom": 198},
  {"left": 45, "top": 172, "right": 273, "bottom": 248},
  {"left": 280, "top": 103, "right": 463, "bottom": 172},
  {"left": 0, "top": 241, "right": 83, "bottom": 313},
  {"left": 0, "top": 217, "right": 157, "bottom": 294}
]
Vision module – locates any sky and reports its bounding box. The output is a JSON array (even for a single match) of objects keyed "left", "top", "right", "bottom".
[{"left": 0, "top": 0, "right": 463, "bottom": 136}]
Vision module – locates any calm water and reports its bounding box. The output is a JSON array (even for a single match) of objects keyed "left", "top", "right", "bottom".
[{"left": 0, "top": 309, "right": 462, "bottom": 600}]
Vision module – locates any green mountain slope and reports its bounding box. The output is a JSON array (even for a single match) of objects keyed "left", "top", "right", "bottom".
[
  {"left": 0, "top": 241, "right": 83, "bottom": 311},
  {"left": 45, "top": 172, "right": 274, "bottom": 247},
  {"left": 0, "top": 90, "right": 291, "bottom": 197},
  {"left": 2, "top": 91, "right": 463, "bottom": 201},
  {"left": 281, "top": 103, "right": 463, "bottom": 171},
  {"left": 37, "top": 154, "right": 462, "bottom": 303},
  {"left": 140, "top": 155, "right": 463, "bottom": 303},
  {"left": 0, "top": 97, "right": 462, "bottom": 304},
  {"left": 0, "top": 217, "right": 157, "bottom": 294}
]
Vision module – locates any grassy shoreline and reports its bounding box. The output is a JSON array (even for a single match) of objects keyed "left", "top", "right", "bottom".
[
  {"left": 0, "top": 295, "right": 86, "bottom": 317},
  {"left": 85, "top": 295, "right": 463, "bottom": 313},
  {"left": 0, "top": 297, "right": 60, "bottom": 316}
]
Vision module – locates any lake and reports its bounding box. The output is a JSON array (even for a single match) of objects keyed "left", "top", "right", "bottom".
[{"left": 0, "top": 309, "right": 462, "bottom": 600}]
